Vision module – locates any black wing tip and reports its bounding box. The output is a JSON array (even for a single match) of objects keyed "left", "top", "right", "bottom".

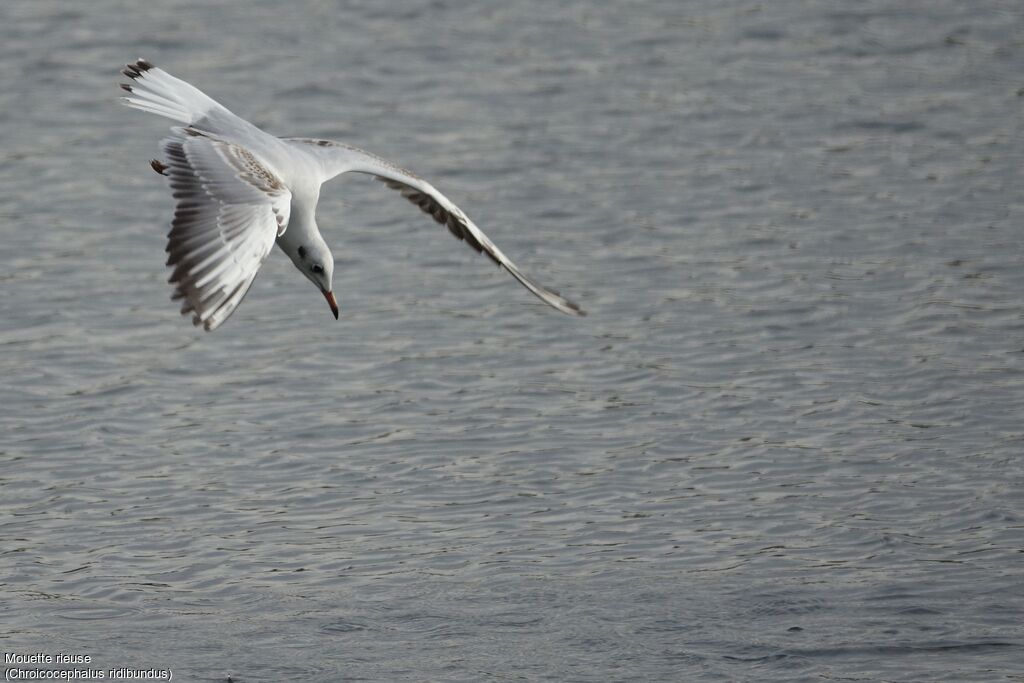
[
  {"left": 121, "top": 58, "right": 154, "bottom": 80},
  {"left": 545, "top": 288, "right": 586, "bottom": 316},
  {"left": 566, "top": 301, "right": 587, "bottom": 316},
  {"left": 150, "top": 159, "right": 168, "bottom": 176}
]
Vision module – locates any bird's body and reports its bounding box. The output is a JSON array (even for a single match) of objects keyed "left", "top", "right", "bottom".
[{"left": 119, "top": 59, "right": 583, "bottom": 330}]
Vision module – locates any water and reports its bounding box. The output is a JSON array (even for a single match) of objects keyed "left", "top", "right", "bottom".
[{"left": 2, "top": 1, "right": 1023, "bottom": 680}]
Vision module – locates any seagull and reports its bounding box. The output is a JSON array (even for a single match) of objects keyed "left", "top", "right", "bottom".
[{"left": 118, "top": 59, "right": 584, "bottom": 331}]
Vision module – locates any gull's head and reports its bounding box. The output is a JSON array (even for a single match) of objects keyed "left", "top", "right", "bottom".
[{"left": 294, "top": 242, "right": 338, "bottom": 320}]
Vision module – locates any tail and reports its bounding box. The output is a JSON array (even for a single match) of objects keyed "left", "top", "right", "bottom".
[{"left": 118, "top": 59, "right": 260, "bottom": 140}]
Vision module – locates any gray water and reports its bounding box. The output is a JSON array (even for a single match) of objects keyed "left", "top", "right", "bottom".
[{"left": 2, "top": 1, "right": 1023, "bottom": 681}]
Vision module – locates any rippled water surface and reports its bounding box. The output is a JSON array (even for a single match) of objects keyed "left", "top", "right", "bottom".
[{"left": 2, "top": 1, "right": 1024, "bottom": 681}]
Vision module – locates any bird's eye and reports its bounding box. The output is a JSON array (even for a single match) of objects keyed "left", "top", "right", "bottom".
[{"left": 312, "top": 264, "right": 324, "bottom": 275}]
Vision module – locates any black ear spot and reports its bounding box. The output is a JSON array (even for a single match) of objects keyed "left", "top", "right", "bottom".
[{"left": 297, "top": 246, "right": 307, "bottom": 259}]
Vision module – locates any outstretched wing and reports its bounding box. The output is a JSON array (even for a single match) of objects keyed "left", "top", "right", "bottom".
[
  {"left": 286, "top": 138, "right": 585, "bottom": 316},
  {"left": 160, "top": 129, "right": 292, "bottom": 331}
]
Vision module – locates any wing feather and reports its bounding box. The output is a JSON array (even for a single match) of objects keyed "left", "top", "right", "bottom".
[{"left": 159, "top": 130, "right": 292, "bottom": 330}]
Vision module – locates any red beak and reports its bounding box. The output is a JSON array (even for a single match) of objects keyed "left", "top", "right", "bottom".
[{"left": 323, "top": 290, "right": 339, "bottom": 319}]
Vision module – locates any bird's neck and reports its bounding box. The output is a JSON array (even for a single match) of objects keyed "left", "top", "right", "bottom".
[{"left": 276, "top": 196, "right": 321, "bottom": 259}]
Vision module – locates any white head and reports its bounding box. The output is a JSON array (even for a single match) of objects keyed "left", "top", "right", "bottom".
[{"left": 289, "top": 236, "right": 338, "bottom": 319}]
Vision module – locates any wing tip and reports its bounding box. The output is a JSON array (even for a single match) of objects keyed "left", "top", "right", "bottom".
[
  {"left": 121, "top": 58, "right": 155, "bottom": 80},
  {"left": 564, "top": 300, "right": 587, "bottom": 316},
  {"left": 547, "top": 291, "right": 586, "bottom": 316}
]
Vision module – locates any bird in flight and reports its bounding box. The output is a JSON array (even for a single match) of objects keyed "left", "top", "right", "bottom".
[{"left": 118, "top": 59, "right": 584, "bottom": 330}]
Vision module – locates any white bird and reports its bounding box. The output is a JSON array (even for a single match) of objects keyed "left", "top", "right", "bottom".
[{"left": 118, "top": 59, "right": 584, "bottom": 330}]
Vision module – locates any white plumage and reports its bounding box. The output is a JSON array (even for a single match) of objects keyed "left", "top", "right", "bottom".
[{"left": 119, "top": 59, "right": 584, "bottom": 330}]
